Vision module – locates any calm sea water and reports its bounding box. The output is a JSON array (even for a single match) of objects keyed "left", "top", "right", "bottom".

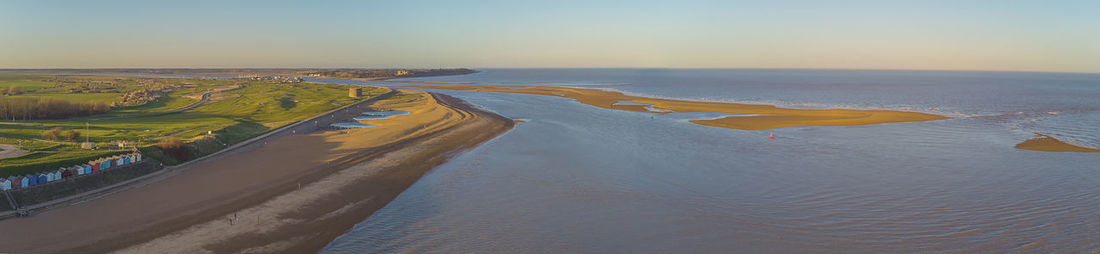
[{"left": 314, "top": 69, "right": 1100, "bottom": 253}]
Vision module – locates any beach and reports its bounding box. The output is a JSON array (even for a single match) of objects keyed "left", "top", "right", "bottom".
[{"left": 0, "top": 90, "right": 514, "bottom": 253}]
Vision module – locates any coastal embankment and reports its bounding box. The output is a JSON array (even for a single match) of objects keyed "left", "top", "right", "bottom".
[{"left": 0, "top": 90, "right": 514, "bottom": 253}]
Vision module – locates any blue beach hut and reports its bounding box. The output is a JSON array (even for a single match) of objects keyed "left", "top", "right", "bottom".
[
  {"left": 0, "top": 178, "right": 10, "bottom": 191},
  {"left": 27, "top": 175, "right": 37, "bottom": 186},
  {"left": 38, "top": 173, "right": 48, "bottom": 184},
  {"left": 20, "top": 176, "right": 29, "bottom": 187}
]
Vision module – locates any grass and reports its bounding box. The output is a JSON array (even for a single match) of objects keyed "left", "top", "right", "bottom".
[
  {"left": 0, "top": 75, "right": 389, "bottom": 176},
  {"left": 0, "top": 150, "right": 128, "bottom": 178},
  {"left": 101, "top": 92, "right": 199, "bottom": 117}
]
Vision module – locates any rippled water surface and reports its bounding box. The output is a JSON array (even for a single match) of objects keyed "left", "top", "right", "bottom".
[{"left": 316, "top": 69, "right": 1100, "bottom": 253}]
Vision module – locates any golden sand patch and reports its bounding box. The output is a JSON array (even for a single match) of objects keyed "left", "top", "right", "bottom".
[{"left": 1015, "top": 133, "right": 1100, "bottom": 153}]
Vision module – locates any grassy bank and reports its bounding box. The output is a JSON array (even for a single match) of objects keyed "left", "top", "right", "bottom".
[{"left": 1, "top": 75, "right": 388, "bottom": 177}]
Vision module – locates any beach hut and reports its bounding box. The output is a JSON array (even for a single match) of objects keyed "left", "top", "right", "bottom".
[
  {"left": 46, "top": 171, "right": 55, "bottom": 182},
  {"left": 122, "top": 156, "right": 130, "bottom": 165},
  {"left": 9, "top": 176, "right": 20, "bottom": 190},
  {"left": 27, "top": 175, "right": 37, "bottom": 186},
  {"left": 1, "top": 178, "right": 10, "bottom": 191},
  {"left": 37, "top": 173, "right": 47, "bottom": 184},
  {"left": 63, "top": 167, "right": 75, "bottom": 178},
  {"left": 20, "top": 176, "right": 28, "bottom": 188},
  {"left": 84, "top": 165, "right": 92, "bottom": 174},
  {"left": 135, "top": 153, "right": 142, "bottom": 162}
]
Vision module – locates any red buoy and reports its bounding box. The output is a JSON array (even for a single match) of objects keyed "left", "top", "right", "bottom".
[{"left": 769, "top": 132, "right": 774, "bottom": 140}]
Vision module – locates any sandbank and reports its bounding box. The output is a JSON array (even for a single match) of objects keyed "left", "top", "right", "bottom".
[
  {"left": 404, "top": 85, "right": 949, "bottom": 130},
  {"left": 1015, "top": 133, "right": 1100, "bottom": 153}
]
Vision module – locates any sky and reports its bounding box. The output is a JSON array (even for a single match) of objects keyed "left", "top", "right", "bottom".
[{"left": 1, "top": 0, "right": 1098, "bottom": 73}]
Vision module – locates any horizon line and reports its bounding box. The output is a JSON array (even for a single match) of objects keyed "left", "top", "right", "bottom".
[{"left": 2, "top": 67, "right": 1098, "bottom": 75}]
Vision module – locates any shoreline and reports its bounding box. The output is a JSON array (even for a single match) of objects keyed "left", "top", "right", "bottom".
[{"left": 0, "top": 90, "right": 514, "bottom": 253}]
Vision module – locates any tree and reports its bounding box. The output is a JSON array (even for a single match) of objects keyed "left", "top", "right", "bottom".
[
  {"left": 42, "top": 127, "right": 63, "bottom": 140},
  {"left": 157, "top": 137, "right": 187, "bottom": 160},
  {"left": 64, "top": 130, "right": 82, "bottom": 142}
]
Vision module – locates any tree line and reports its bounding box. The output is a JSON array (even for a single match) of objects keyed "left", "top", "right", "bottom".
[{"left": 0, "top": 97, "right": 111, "bottom": 120}]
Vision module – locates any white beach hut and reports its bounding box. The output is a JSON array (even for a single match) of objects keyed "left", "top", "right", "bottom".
[{"left": 0, "top": 178, "right": 11, "bottom": 191}]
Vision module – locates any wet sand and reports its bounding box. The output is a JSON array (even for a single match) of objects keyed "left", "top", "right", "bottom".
[
  {"left": 404, "top": 85, "right": 949, "bottom": 130},
  {"left": 0, "top": 90, "right": 513, "bottom": 253},
  {"left": 1015, "top": 133, "right": 1100, "bottom": 153}
]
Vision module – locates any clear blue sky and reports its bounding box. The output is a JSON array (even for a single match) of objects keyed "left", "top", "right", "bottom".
[{"left": 2, "top": 0, "right": 1098, "bottom": 73}]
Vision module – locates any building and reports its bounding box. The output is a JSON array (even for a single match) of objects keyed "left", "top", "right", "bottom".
[{"left": 349, "top": 88, "right": 362, "bottom": 97}]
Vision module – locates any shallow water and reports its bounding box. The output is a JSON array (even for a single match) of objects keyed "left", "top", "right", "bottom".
[
  {"left": 315, "top": 69, "right": 1100, "bottom": 253},
  {"left": 353, "top": 111, "right": 410, "bottom": 121},
  {"left": 331, "top": 122, "right": 375, "bottom": 128}
]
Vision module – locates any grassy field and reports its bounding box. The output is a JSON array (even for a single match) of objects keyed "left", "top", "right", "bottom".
[{"left": 0, "top": 75, "right": 388, "bottom": 177}]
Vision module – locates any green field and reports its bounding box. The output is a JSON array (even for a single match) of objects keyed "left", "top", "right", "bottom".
[{"left": 0, "top": 75, "right": 388, "bottom": 177}]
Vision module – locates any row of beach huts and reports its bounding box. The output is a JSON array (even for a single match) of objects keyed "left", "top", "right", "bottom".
[{"left": 0, "top": 153, "right": 143, "bottom": 191}]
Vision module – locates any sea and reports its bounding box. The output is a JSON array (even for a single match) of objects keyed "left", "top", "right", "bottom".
[{"left": 312, "top": 69, "right": 1100, "bottom": 253}]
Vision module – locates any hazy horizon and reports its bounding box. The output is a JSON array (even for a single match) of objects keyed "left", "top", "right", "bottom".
[{"left": 3, "top": 0, "right": 1098, "bottom": 73}]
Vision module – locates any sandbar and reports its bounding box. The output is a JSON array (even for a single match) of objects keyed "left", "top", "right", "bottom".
[
  {"left": 1015, "top": 133, "right": 1100, "bottom": 153},
  {"left": 404, "top": 85, "right": 949, "bottom": 130}
]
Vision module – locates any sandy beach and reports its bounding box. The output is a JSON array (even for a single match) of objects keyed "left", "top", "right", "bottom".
[
  {"left": 0, "top": 90, "right": 513, "bottom": 253},
  {"left": 403, "top": 85, "right": 949, "bottom": 130}
]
